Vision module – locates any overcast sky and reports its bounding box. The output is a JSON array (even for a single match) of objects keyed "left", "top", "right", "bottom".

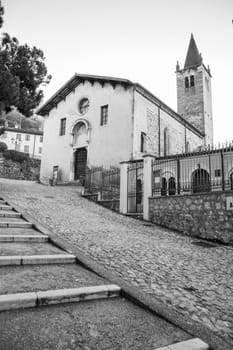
[{"left": 2, "top": 0, "right": 233, "bottom": 144}]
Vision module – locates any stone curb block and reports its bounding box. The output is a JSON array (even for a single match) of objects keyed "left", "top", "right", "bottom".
[
  {"left": 0, "top": 292, "right": 37, "bottom": 311},
  {"left": 0, "top": 205, "right": 13, "bottom": 210},
  {"left": 22, "top": 254, "right": 76, "bottom": 265},
  {"left": 0, "top": 256, "right": 21, "bottom": 266},
  {"left": 0, "top": 254, "right": 76, "bottom": 266},
  {"left": 37, "top": 284, "right": 121, "bottom": 306},
  {"left": 0, "top": 212, "right": 21, "bottom": 218},
  {"left": 155, "top": 338, "right": 209, "bottom": 350},
  {"left": 0, "top": 285, "right": 121, "bottom": 311},
  {"left": 0, "top": 222, "right": 32, "bottom": 228},
  {"left": 0, "top": 235, "right": 48, "bottom": 242}
]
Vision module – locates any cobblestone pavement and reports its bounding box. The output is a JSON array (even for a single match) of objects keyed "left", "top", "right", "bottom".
[{"left": 1, "top": 179, "right": 233, "bottom": 346}]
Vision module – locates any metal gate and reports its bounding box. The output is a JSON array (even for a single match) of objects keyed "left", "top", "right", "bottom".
[{"left": 127, "top": 160, "right": 144, "bottom": 213}]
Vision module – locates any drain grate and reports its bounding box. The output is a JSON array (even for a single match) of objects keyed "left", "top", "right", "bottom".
[
  {"left": 191, "top": 240, "right": 217, "bottom": 248},
  {"left": 44, "top": 196, "right": 55, "bottom": 199}
]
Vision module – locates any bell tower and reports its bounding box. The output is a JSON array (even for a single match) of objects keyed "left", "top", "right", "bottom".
[{"left": 176, "top": 34, "right": 213, "bottom": 146}]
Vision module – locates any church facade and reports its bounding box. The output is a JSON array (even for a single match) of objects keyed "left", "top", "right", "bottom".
[{"left": 37, "top": 35, "right": 212, "bottom": 184}]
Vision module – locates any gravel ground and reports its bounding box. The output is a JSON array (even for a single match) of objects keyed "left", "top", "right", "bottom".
[
  {"left": 0, "top": 178, "right": 232, "bottom": 346},
  {"left": 0, "top": 298, "right": 190, "bottom": 350}
]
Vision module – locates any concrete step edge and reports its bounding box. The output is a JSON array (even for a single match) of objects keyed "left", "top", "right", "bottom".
[
  {"left": 0, "top": 212, "right": 21, "bottom": 217},
  {"left": 0, "top": 235, "right": 48, "bottom": 242},
  {"left": 0, "top": 222, "right": 32, "bottom": 228},
  {"left": 0, "top": 206, "right": 13, "bottom": 210},
  {"left": 0, "top": 254, "right": 76, "bottom": 266},
  {"left": 0, "top": 284, "right": 121, "bottom": 311},
  {"left": 155, "top": 337, "right": 209, "bottom": 350}
]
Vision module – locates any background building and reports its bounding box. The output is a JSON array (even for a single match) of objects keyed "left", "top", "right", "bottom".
[{"left": 0, "top": 127, "right": 43, "bottom": 159}]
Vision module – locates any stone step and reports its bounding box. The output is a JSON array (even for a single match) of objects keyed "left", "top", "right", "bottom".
[
  {"left": 0, "top": 242, "right": 66, "bottom": 256},
  {"left": 0, "top": 211, "right": 21, "bottom": 218},
  {"left": 0, "top": 297, "right": 192, "bottom": 350},
  {"left": 0, "top": 205, "right": 13, "bottom": 211},
  {"left": 0, "top": 254, "right": 76, "bottom": 266},
  {"left": 0, "top": 263, "right": 108, "bottom": 295},
  {"left": 0, "top": 221, "right": 32, "bottom": 228},
  {"left": 0, "top": 235, "right": 48, "bottom": 243},
  {"left": 0, "top": 284, "right": 120, "bottom": 311},
  {"left": 0, "top": 227, "right": 40, "bottom": 235}
]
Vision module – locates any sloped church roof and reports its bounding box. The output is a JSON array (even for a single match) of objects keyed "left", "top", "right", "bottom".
[{"left": 37, "top": 73, "right": 203, "bottom": 137}]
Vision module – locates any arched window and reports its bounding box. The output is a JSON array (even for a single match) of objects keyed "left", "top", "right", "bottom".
[
  {"left": 185, "top": 77, "right": 189, "bottom": 88},
  {"left": 192, "top": 168, "right": 210, "bottom": 193},
  {"left": 168, "top": 177, "right": 176, "bottom": 195},
  {"left": 164, "top": 128, "right": 169, "bottom": 156}
]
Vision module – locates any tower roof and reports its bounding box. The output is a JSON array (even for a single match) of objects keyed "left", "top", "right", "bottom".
[{"left": 184, "top": 34, "right": 202, "bottom": 69}]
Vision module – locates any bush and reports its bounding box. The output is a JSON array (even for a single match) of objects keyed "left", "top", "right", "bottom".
[
  {"left": 0, "top": 142, "right": 7, "bottom": 152},
  {"left": 3, "top": 150, "right": 29, "bottom": 163}
]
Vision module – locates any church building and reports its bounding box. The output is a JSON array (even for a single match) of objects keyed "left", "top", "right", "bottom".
[{"left": 37, "top": 34, "right": 213, "bottom": 184}]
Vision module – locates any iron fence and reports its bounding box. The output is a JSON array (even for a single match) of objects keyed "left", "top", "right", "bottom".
[
  {"left": 152, "top": 146, "right": 233, "bottom": 197},
  {"left": 84, "top": 166, "right": 120, "bottom": 200}
]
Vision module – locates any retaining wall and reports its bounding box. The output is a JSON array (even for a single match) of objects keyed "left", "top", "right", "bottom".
[{"left": 149, "top": 191, "right": 233, "bottom": 245}]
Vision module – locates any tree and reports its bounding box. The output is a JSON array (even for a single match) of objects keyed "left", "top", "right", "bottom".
[
  {"left": 0, "top": 0, "right": 3, "bottom": 28},
  {"left": 0, "top": 33, "right": 51, "bottom": 117}
]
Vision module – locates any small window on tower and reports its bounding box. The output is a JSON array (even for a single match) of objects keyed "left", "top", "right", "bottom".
[
  {"left": 190, "top": 75, "right": 195, "bottom": 87},
  {"left": 185, "top": 77, "right": 189, "bottom": 88}
]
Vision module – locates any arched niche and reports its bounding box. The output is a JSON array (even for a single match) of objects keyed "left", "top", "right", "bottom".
[{"left": 70, "top": 119, "right": 91, "bottom": 149}]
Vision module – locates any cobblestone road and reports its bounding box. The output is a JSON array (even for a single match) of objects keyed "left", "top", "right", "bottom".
[{"left": 0, "top": 179, "right": 232, "bottom": 346}]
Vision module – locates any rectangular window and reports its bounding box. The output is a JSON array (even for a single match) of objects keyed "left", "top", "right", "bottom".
[
  {"left": 190, "top": 75, "right": 195, "bottom": 87},
  {"left": 38, "top": 147, "right": 42, "bottom": 154},
  {"left": 24, "top": 145, "right": 29, "bottom": 153},
  {"left": 100, "top": 105, "right": 108, "bottom": 126},
  {"left": 60, "top": 118, "right": 66, "bottom": 135},
  {"left": 25, "top": 134, "right": 30, "bottom": 141},
  {"left": 16, "top": 133, "right": 21, "bottom": 141},
  {"left": 215, "top": 169, "right": 221, "bottom": 177},
  {"left": 40, "top": 136, "right": 43, "bottom": 142}
]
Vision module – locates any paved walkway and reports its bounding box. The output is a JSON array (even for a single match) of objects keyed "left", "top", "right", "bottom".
[{"left": 0, "top": 179, "right": 232, "bottom": 347}]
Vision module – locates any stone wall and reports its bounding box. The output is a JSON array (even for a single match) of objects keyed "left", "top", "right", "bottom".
[
  {"left": 0, "top": 159, "right": 40, "bottom": 181},
  {"left": 149, "top": 191, "right": 233, "bottom": 245}
]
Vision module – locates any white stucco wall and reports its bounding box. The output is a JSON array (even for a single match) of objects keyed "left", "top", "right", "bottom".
[{"left": 40, "top": 81, "right": 133, "bottom": 183}]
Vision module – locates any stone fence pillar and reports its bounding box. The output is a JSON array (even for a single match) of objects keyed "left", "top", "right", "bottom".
[
  {"left": 143, "top": 155, "right": 154, "bottom": 221},
  {"left": 120, "top": 161, "right": 128, "bottom": 214}
]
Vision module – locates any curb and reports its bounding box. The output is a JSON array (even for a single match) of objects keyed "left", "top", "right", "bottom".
[
  {"left": 155, "top": 338, "right": 209, "bottom": 350},
  {"left": 0, "top": 284, "right": 121, "bottom": 311},
  {"left": 2, "top": 194, "right": 232, "bottom": 350},
  {"left": 0, "top": 254, "right": 76, "bottom": 266}
]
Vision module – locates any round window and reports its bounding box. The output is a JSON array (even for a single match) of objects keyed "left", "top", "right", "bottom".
[{"left": 79, "top": 98, "right": 89, "bottom": 115}]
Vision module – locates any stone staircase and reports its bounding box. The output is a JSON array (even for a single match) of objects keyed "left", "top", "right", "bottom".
[{"left": 0, "top": 197, "right": 209, "bottom": 350}]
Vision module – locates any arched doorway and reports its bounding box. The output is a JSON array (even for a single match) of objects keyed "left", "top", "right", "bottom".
[
  {"left": 74, "top": 147, "right": 87, "bottom": 184},
  {"left": 192, "top": 168, "right": 210, "bottom": 193},
  {"left": 168, "top": 177, "right": 176, "bottom": 195}
]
